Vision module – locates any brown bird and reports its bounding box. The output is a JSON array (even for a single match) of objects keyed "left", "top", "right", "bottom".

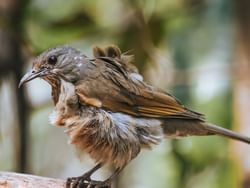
[{"left": 19, "top": 45, "right": 250, "bottom": 188}]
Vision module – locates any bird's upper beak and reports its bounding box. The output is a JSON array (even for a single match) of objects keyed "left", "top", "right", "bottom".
[{"left": 18, "top": 69, "right": 45, "bottom": 88}]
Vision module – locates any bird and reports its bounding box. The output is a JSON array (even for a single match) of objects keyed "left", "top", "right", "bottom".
[{"left": 19, "top": 45, "right": 250, "bottom": 188}]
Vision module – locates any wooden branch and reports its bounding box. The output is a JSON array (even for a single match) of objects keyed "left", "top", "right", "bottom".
[{"left": 0, "top": 171, "right": 65, "bottom": 188}]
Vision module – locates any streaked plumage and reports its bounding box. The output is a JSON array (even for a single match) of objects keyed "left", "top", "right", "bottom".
[{"left": 19, "top": 45, "right": 250, "bottom": 188}]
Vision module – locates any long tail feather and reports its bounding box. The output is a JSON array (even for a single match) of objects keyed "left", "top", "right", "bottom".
[
  {"left": 205, "top": 123, "right": 250, "bottom": 144},
  {"left": 162, "top": 119, "right": 250, "bottom": 144}
]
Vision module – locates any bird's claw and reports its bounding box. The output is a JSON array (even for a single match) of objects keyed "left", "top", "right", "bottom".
[
  {"left": 66, "top": 175, "right": 90, "bottom": 188},
  {"left": 87, "top": 180, "right": 111, "bottom": 188},
  {"left": 66, "top": 176, "right": 111, "bottom": 188}
]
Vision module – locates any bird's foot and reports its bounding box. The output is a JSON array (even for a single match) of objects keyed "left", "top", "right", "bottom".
[
  {"left": 87, "top": 180, "right": 111, "bottom": 188},
  {"left": 66, "top": 176, "right": 111, "bottom": 188},
  {"left": 66, "top": 174, "right": 90, "bottom": 188}
]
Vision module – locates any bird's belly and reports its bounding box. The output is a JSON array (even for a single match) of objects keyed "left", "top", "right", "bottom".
[{"left": 53, "top": 106, "right": 164, "bottom": 167}]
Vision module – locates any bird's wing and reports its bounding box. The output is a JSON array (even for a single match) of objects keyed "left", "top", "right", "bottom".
[{"left": 75, "top": 55, "right": 204, "bottom": 121}]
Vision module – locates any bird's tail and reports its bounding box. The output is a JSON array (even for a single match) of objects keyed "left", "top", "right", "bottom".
[
  {"left": 162, "top": 119, "right": 250, "bottom": 144},
  {"left": 204, "top": 123, "right": 250, "bottom": 144}
]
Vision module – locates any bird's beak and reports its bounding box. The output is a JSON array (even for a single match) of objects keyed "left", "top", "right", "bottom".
[{"left": 18, "top": 69, "right": 45, "bottom": 88}]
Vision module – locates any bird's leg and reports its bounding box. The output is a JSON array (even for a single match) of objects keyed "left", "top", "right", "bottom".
[
  {"left": 66, "top": 163, "right": 103, "bottom": 188},
  {"left": 87, "top": 167, "right": 123, "bottom": 188}
]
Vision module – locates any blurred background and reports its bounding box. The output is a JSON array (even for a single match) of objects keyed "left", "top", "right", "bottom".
[{"left": 1, "top": 0, "right": 250, "bottom": 187}]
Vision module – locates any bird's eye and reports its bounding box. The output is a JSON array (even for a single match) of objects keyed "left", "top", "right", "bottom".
[{"left": 48, "top": 56, "right": 57, "bottom": 65}]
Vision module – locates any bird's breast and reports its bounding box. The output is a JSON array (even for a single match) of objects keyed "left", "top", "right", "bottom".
[
  {"left": 48, "top": 79, "right": 164, "bottom": 167},
  {"left": 49, "top": 80, "right": 78, "bottom": 126}
]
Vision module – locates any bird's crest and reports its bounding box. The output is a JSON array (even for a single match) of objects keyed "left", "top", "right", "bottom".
[
  {"left": 93, "top": 45, "right": 121, "bottom": 58},
  {"left": 92, "top": 45, "right": 138, "bottom": 73}
]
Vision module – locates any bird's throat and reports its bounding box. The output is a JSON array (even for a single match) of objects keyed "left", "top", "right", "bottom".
[
  {"left": 51, "top": 81, "right": 61, "bottom": 105},
  {"left": 43, "top": 76, "right": 61, "bottom": 105},
  {"left": 49, "top": 79, "right": 79, "bottom": 126}
]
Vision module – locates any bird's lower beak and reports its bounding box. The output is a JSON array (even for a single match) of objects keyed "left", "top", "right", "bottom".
[{"left": 18, "top": 69, "right": 44, "bottom": 88}]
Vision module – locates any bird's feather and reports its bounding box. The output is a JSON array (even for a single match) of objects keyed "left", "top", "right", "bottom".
[{"left": 75, "top": 46, "right": 204, "bottom": 121}]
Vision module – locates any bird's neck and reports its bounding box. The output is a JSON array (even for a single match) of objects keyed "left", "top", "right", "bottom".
[
  {"left": 51, "top": 80, "right": 61, "bottom": 105},
  {"left": 44, "top": 76, "right": 61, "bottom": 104}
]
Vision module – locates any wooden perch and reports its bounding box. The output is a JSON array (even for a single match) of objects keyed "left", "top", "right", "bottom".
[{"left": 0, "top": 171, "right": 65, "bottom": 188}]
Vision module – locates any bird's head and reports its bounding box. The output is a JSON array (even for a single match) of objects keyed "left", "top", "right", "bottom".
[{"left": 19, "top": 45, "right": 84, "bottom": 87}]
